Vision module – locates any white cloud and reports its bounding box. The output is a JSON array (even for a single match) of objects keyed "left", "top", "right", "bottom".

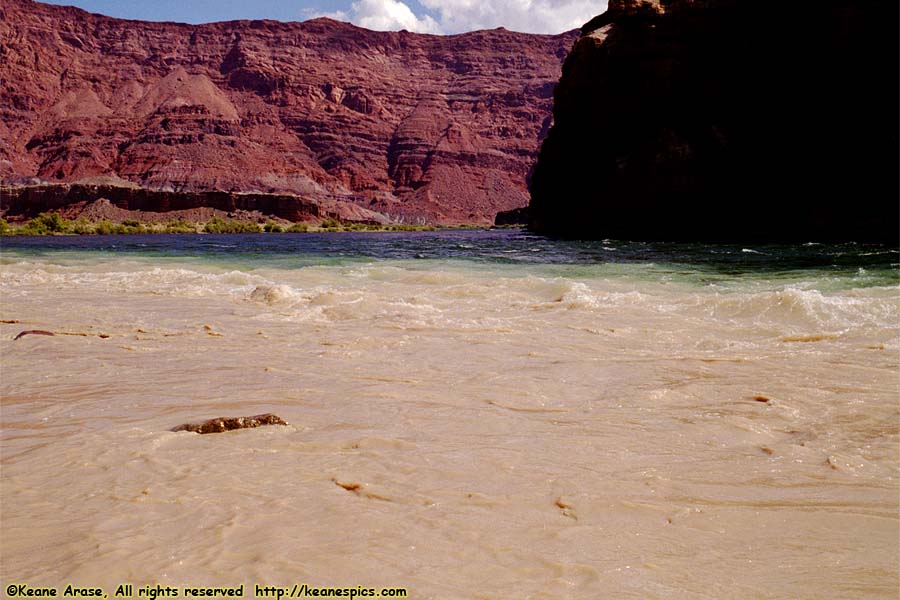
[
  {"left": 309, "top": 8, "right": 350, "bottom": 21},
  {"left": 358, "top": 0, "right": 441, "bottom": 32},
  {"left": 421, "top": 0, "right": 607, "bottom": 34},
  {"left": 308, "top": 0, "right": 605, "bottom": 35},
  {"left": 311, "top": 0, "right": 439, "bottom": 33}
]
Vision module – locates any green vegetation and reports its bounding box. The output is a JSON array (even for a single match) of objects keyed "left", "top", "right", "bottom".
[
  {"left": 203, "top": 217, "right": 262, "bottom": 234},
  {"left": 70, "top": 218, "right": 95, "bottom": 235},
  {"left": 317, "top": 220, "right": 436, "bottom": 232},
  {"left": 93, "top": 220, "right": 116, "bottom": 235},
  {"left": 382, "top": 224, "right": 438, "bottom": 232},
  {"left": 92, "top": 220, "right": 147, "bottom": 234},
  {"left": 163, "top": 219, "right": 198, "bottom": 234},
  {"left": 0, "top": 213, "right": 454, "bottom": 236},
  {"left": 18, "top": 212, "right": 71, "bottom": 235}
]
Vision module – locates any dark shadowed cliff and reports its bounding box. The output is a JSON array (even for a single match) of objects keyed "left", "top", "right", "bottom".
[
  {"left": 529, "top": 0, "right": 899, "bottom": 242},
  {"left": 0, "top": 0, "right": 577, "bottom": 225}
]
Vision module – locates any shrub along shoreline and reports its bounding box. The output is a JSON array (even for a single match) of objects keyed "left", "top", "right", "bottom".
[{"left": 0, "top": 214, "right": 444, "bottom": 236}]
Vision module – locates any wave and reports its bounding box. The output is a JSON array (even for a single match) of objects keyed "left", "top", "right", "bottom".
[
  {"left": 682, "top": 286, "right": 899, "bottom": 332},
  {"left": 0, "top": 263, "right": 267, "bottom": 301},
  {"left": 2, "top": 258, "right": 896, "bottom": 334}
]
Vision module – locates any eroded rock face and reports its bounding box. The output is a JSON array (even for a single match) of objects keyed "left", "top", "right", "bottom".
[
  {"left": 172, "top": 414, "right": 288, "bottom": 434},
  {"left": 1, "top": 184, "right": 322, "bottom": 220},
  {"left": 0, "top": 0, "right": 577, "bottom": 225},
  {"left": 530, "top": 1, "right": 899, "bottom": 241}
]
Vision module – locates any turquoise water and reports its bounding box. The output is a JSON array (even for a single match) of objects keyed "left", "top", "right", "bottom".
[{"left": 2, "top": 229, "right": 897, "bottom": 289}]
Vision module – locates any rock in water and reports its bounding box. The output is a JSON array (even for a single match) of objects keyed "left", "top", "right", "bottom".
[
  {"left": 172, "top": 414, "right": 288, "bottom": 434},
  {"left": 529, "top": 0, "right": 899, "bottom": 242}
]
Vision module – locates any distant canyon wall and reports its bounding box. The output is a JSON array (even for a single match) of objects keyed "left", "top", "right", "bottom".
[
  {"left": 529, "top": 0, "right": 899, "bottom": 241},
  {"left": 0, "top": 0, "right": 577, "bottom": 224}
]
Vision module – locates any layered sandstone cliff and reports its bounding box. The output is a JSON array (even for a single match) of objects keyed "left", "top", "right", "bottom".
[
  {"left": 0, "top": 0, "right": 577, "bottom": 225},
  {"left": 530, "top": 0, "right": 899, "bottom": 241}
]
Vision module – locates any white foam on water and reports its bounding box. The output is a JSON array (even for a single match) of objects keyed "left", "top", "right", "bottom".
[
  {"left": 688, "top": 286, "right": 899, "bottom": 331},
  {"left": 248, "top": 284, "right": 306, "bottom": 306}
]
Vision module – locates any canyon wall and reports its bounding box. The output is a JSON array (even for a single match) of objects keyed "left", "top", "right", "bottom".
[
  {"left": 530, "top": 0, "right": 899, "bottom": 241},
  {"left": 0, "top": 0, "right": 577, "bottom": 224}
]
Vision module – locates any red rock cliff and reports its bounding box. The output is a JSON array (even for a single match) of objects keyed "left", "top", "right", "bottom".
[{"left": 0, "top": 0, "right": 577, "bottom": 224}]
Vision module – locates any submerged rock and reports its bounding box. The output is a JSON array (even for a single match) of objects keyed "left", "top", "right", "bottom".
[
  {"left": 172, "top": 413, "right": 288, "bottom": 434},
  {"left": 529, "top": 0, "right": 899, "bottom": 242}
]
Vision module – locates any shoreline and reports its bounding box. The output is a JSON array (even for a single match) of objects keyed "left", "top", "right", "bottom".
[{"left": 0, "top": 213, "right": 515, "bottom": 237}]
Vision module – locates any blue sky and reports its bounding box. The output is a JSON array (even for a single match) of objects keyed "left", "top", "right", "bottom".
[
  {"left": 42, "top": 0, "right": 363, "bottom": 25},
  {"left": 40, "top": 0, "right": 607, "bottom": 34}
]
